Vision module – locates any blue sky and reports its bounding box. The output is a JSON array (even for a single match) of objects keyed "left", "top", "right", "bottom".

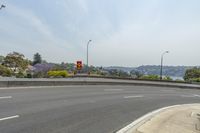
[{"left": 0, "top": 0, "right": 200, "bottom": 66}]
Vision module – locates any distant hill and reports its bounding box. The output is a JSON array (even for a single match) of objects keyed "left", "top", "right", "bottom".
[
  {"left": 103, "top": 66, "right": 135, "bottom": 73},
  {"left": 104, "top": 65, "right": 199, "bottom": 78}
]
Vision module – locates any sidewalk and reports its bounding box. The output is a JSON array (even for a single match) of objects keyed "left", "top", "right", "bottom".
[{"left": 117, "top": 104, "right": 200, "bottom": 133}]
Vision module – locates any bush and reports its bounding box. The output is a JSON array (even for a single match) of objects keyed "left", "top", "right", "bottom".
[
  {"left": 184, "top": 67, "right": 200, "bottom": 81},
  {"left": 140, "top": 75, "right": 160, "bottom": 80},
  {"left": 190, "top": 78, "right": 200, "bottom": 82},
  {"left": 33, "top": 71, "right": 46, "bottom": 78},
  {"left": 26, "top": 73, "right": 32, "bottom": 78},
  {"left": 47, "top": 70, "right": 68, "bottom": 78},
  {"left": 130, "top": 70, "right": 143, "bottom": 79},
  {"left": 175, "top": 79, "right": 184, "bottom": 82},
  {"left": 0, "top": 65, "right": 12, "bottom": 77},
  {"left": 16, "top": 71, "right": 25, "bottom": 78},
  {"left": 163, "top": 76, "right": 173, "bottom": 81}
]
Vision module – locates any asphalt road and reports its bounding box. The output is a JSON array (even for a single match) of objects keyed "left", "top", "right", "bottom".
[{"left": 0, "top": 85, "right": 200, "bottom": 133}]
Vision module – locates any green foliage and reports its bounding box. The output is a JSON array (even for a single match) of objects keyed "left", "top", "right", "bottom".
[
  {"left": 33, "top": 71, "right": 46, "bottom": 78},
  {"left": 108, "top": 69, "right": 119, "bottom": 77},
  {"left": 16, "top": 71, "right": 25, "bottom": 78},
  {"left": 4, "top": 52, "right": 28, "bottom": 71},
  {"left": 190, "top": 78, "right": 200, "bottom": 82},
  {"left": 0, "top": 65, "right": 12, "bottom": 77},
  {"left": 175, "top": 79, "right": 184, "bottom": 82},
  {"left": 52, "top": 64, "right": 66, "bottom": 71},
  {"left": 47, "top": 70, "right": 68, "bottom": 78},
  {"left": 33, "top": 53, "right": 42, "bottom": 65},
  {"left": 26, "top": 73, "right": 32, "bottom": 78},
  {"left": 130, "top": 70, "right": 143, "bottom": 79},
  {"left": 107, "top": 69, "right": 130, "bottom": 78},
  {"left": 0, "top": 55, "right": 4, "bottom": 64},
  {"left": 184, "top": 67, "right": 200, "bottom": 81},
  {"left": 163, "top": 76, "right": 173, "bottom": 81},
  {"left": 140, "top": 75, "right": 160, "bottom": 80},
  {"left": 118, "top": 70, "right": 130, "bottom": 78},
  {"left": 66, "top": 63, "right": 75, "bottom": 71}
]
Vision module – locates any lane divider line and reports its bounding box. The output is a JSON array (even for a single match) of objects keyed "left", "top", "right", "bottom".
[
  {"left": 104, "top": 89, "right": 124, "bottom": 91},
  {"left": 0, "top": 115, "right": 19, "bottom": 121},
  {"left": 181, "top": 94, "right": 200, "bottom": 98},
  {"left": 193, "top": 94, "right": 200, "bottom": 97},
  {"left": 0, "top": 96, "right": 12, "bottom": 99},
  {"left": 124, "top": 95, "right": 144, "bottom": 99}
]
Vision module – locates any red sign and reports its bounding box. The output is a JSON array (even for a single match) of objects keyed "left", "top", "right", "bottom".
[{"left": 76, "top": 61, "right": 82, "bottom": 70}]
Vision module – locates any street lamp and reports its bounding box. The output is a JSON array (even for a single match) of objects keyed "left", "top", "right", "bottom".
[
  {"left": 160, "top": 51, "right": 169, "bottom": 80},
  {"left": 0, "top": 4, "right": 6, "bottom": 10},
  {"left": 87, "top": 40, "right": 92, "bottom": 74}
]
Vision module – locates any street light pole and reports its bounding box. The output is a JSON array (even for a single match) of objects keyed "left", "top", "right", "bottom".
[
  {"left": 160, "top": 51, "right": 169, "bottom": 80},
  {"left": 0, "top": 4, "right": 6, "bottom": 10},
  {"left": 87, "top": 40, "right": 92, "bottom": 74}
]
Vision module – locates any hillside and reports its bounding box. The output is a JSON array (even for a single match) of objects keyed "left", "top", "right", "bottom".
[{"left": 104, "top": 65, "right": 198, "bottom": 78}]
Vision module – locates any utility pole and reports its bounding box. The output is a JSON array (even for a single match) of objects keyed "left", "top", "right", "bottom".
[
  {"left": 87, "top": 40, "right": 92, "bottom": 75},
  {"left": 160, "top": 51, "right": 169, "bottom": 80}
]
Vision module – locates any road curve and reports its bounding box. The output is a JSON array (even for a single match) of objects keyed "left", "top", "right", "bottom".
[{"left": 0, "top": 85, "right": 200, "bottom": 133}]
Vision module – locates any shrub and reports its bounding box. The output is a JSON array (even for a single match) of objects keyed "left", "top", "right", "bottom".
[
  {"left": 190, "top": 78, "right": 200, "bottom": 82},
  {"left": 33, "top": 71, "right": 46, "bottom": 78},
  {"left": 175, "top": 79, "right": 184, "bottom": 82},
  {"left": 26, "top": 73, "right": 32, "bottom": 78},
  {"left": 47, "top": 70, "right": 68, "bottom": 78},
  {"left": 16, "top": 71, "right": 25, "bottom": 78},
  {"left": 163, "top": 76, "right": 173, "bottom": 81},
  {"left": 140, "top": 75, "right": 160, "bottom": 80},
  {"left": 184, "top": 67, "right": 200, "bottom": 81},
  {"left": 0, "top": 65, "right": 12, "bottom": 77}
]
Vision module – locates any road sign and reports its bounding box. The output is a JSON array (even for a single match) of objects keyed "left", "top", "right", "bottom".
[{"left": 76, "top": 61, "right": 82, "bottom": 70}]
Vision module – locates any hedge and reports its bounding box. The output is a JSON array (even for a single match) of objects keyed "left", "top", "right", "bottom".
[{"left": 47, "top": 70, "right": 68, "bottom": 78}]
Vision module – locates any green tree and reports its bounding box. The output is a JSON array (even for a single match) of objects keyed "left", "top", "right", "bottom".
[
  {"left": 33, "top": 53, "right": 42, "bottom": 65},
  {"left": 66, "top": 63, "right": 75, "bottom": 71},
  {"left": 0, "top": 55, "right": 4, "bottom": 64},
  {"left": 52, "top": 64, "right": 66, "bottom": 71},
  {"left": 4, "top": 52, "right": 28, "bottom": 72},
  {"left": 118, "top": 70, "right": 130, "bottom": 78},
  {"left": 0, "top": 65, "right": 12, "bottom": 77},
  {"left": 130, "top": 70, "right": 143, "bottom": 79},
  {"left": 184, "top": 67, "right": 200, "bottom": 81}
]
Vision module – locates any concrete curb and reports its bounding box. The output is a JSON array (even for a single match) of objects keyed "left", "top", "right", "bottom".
[
  {"left": 0, "top": 80, "right": 200, "bottom": 89},
  {"left": 116, "top": 103, "right": 200, "bottom": 133}
]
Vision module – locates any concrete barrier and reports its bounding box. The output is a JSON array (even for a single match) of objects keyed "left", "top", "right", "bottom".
[{"left": 0, "top": 79, "right": 200, "bottom": 89}]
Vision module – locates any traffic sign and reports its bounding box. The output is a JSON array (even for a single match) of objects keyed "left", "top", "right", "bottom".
[{"left": 76, "top": 61, "right": 82, "bottom": 70}]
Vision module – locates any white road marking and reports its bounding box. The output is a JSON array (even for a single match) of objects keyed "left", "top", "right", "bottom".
[
  {"left": 124, "top": 95, "right": 144, "bottom": 99},
  {"left": 181, "top": 95, "right": 194, "bottom": 98},
  {"left": 161, "top": 90, "right": 175, "bottom": 92},
  {"left": 0, "top": 96, "right": 12, "bottom": 99},
  {"left": 0, "top": 115, "right": 19, "bottom": 121},
  {"left": 181, "top": 94, "right": 200, "bottom": 98},
  {"left": 104, "top": 89, "right": 124, "bottom": 91},
  {"left": 193, "top": 94, "right": 200, "bottom": 97}
]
